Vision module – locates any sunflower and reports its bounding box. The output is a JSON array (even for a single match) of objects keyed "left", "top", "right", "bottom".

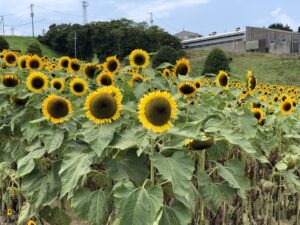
[
  {"left": 104, "top": 56, "right": 120, "bottom": 73},
  {"left": 26, "top": 55, "right": 43, "bottom": 70},
  {"left": 280, "top": 94, "right": 289, "bottom": 102},
  {"left": 69, "top": 78, "right": 88, "bottom": 96},
  {"left": 162, "top": 68, "right": 171, "bottom": 78},
  {"left": 1, "top": 74, "right": 20, "bottom": 87},
  {"left": 129, "top": 49, "right": 150, "bottom": 69},
  {"left": 173, "top": 58, "right": 191, "bottom": 77},
  {"left": 273, "top": 94, "right": 279, "bottom": 103},
  {"left": 26, "top": 72, "right": 48, "bottom": 93},
  {"left": 84, "top": 63, "right": 100, "bottom": 79},
  {"left": 68, "top": 58, "right": 81, "bottom": 73},
  {"left": 251, "top": 108, "right": 264, "bottom": 124},
  {"left": 10, "top": 95, "right": 28, "bottom": 106},
  {"left": 85, "top": 86, "right": 122, "bottom": 124},
  {"left": 51, "top": 78, "right": 65, "bottom": 92},
  {"left": 194, "top": 80, "right": 201, "bottom": 88},
  {"left": 42, "top": 94, "right": 73, "bottom": 124},
  {"left": 247, "top": 71, "right": 256, "bottom": 93},
  {"left": 128, "top": 73, "right": 144, "bottom": 87},
  {"left": 178, "top": 82, "right": 197, "bottom": 97},
  {"left": 4, "top": 52, "right": 18, "bottom": 67},
  {"left": 18, "top": 55, "right": 30, "bottom": 69},
  {"left": 27, "top": 219, "right": 36, "bottom": 225},
  {"left": 96, "top": 71, "right": 114, "bottom": 86},
  {"left": 280, "top": 99, "right": 294, "bottom": 115},
  {"left": 7, "top": 208, "right": 12, "bottom": 216},
  {"left": 185, "top": 136, "right": 214, "bottom": 151},
  {"left": 58, "top": 56, "right": 71, "bottom": 69},
  {"left": 138, "top": 91, "right": 177, "bottom": 133},
  {"left": 216, "top": 70, "right": 229, "bottom": 89}
]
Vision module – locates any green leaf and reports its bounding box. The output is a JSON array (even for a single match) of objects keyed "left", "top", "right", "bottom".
[
  {"left": 216, "top": 159, "right": 250, "bottom": 197},
  {"left": 17, "top": 147, "right": 46, "bottom": 177},
  {"left": 103, "top": 150, "right": 149, "bottom": 185},
  {"left": 40, "top": 206, "right": 71, "bottom": 225},
  {"left": 59, "top": 151, "right": 93, "bottom": 197},
  {"left": 151, "top": 152, "right": 194, "bottom": 197},
  {"left": 117, "top": 185, "right": 163, "bottom": 225},
  {"left": 80, "top": 122, "right": 120, "bottom": 157},
  {"left": 71, "top": 188, "right": 112, "bottom": 225},
  {"left": 17, "top": 203, "right": 36, "bottom": 225},
  {"left": 21, "top": 161, "right": 61, "bottom": 209},
  {"left": 197, "top": 172, "right": 235, "bottom": 213},
  {"left": 158, "top": 206, "right": 181, "bottom": 225},
  {"left": 43, "top": 129, "right": 64, "bottom": 153}
]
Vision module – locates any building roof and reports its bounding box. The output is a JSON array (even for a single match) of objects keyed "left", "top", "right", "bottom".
[
  {"left": 182, "top": 30, "right": 246, "bottom": 44},
  {"left": 174, "top": 30, "right": 202, "bottom": 40}
]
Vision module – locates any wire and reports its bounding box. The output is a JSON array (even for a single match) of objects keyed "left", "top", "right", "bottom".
[{"left": 34, "top": 5, "right": 82, "bottom": 18}]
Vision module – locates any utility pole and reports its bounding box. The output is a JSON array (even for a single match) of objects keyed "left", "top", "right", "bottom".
[
  {"left": 74, "top": 32, "right": 77, "bottom": 58},
  {"left": 82, "top": 1, "right": 89, "bottom": 25},
  {"left": 11, "top": 26, "right": 14, "bottom": 36},
  {"left": 30, "top": 4, "right": 34, "bottom": 37},
  {"left": 149, "top": 12, "right": 154, "bottom": 26},
  {"left": 0, "top": 16, "right": 5, "bottom": 36}
]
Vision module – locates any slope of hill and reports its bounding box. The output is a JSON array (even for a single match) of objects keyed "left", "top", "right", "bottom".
[
  {"left": 4, "top": 36, "right": 59, "bottom": 58},
  {"left": 187, "top": 50, "right": 300, "bottom": 86}
]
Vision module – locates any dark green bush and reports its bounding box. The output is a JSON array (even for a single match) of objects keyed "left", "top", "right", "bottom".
[
  {"left": 27, "top": 42, "right": 43, "bottom": 56},
  {"left": 0, "top": 36, "right": 9, "bottom": 51},
  {"left": 152, "top": 46, "right": 179, "bottom": 68},
  {"left": 202, "top": 48, "right": 230, "bottom": 74}
]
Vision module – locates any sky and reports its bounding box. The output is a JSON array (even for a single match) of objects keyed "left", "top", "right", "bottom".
[{"left": 0, "top": 0, "right": 299, "bottom": 36}]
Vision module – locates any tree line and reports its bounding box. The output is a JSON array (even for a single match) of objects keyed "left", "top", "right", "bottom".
[{"left": 38, "top": 19, "right": 182, "bottom": 61}]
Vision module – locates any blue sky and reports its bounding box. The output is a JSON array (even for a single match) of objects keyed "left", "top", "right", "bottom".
[{"left": 0, "top": 0, "right": 299, "bottom": 36}]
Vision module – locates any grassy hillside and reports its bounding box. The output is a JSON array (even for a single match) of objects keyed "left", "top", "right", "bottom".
[
  {"left": 4, "top": 36, "right": 59, "bottom": 58},
  {"left": 187, "top": 50, "right": 300, "bottom": 86}
]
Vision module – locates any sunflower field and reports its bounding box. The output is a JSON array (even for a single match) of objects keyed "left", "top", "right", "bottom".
[{"left": 0, "top": 48, "right": 299, "bottom": 225}]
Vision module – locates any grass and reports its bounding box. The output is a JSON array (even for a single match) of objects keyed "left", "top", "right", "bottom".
[
  {"left": 4, "top": 36, "right": 59, "bottom": 58},
  {"left": 187, "top": 50, "right": 300, "bottom": 86}
]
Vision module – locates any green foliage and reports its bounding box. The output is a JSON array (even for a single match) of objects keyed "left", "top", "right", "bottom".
[
  {"left": 152, "top": 46, "right": 179, "bottom": 68},
  {"left": 26, "top": 42, "right": 43, "bottom": 56},
  {"left": 0, "top": 36, "right": 9, "bottom": 51},
  {"left": 202, "top": 48, "right": 230, "bottom": 74},
  {"left": 38, "top": 19, "right": 181, "bottom": 60},
  {"left": 268, "top": 23, "right": 293, "bottom": 31}
]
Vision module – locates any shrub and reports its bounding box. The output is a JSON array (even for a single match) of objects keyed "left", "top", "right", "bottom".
[
  {"left": 0, "top": 36, "right": 9, "bottom": 51},
  {"left": 202, "top": 48, "right": 230, "bottom": 74},
  {"left": 27, "top": 42, "right": 43, "bottom": 56},
  {"left": 152, "top": 46, "right": 178, "bottom": 68}
]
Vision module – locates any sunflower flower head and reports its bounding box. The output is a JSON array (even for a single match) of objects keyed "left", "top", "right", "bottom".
[
  {"left": 138, "top": 91, "right": 177, "bottom": 133},
  {"left": 129, "top": 49, "right": 150, "bottom": 69}
]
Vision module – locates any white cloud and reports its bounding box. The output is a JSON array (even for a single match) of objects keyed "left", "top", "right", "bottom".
[{"left": 270, "top": 7, "right": 298, "bottom": 30}]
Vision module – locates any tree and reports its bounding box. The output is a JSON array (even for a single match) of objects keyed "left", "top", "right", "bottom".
[
  {"left": 27, "top": 42, "right": 43, "bottom": 56},
  {"left": 202, "top": 48, "right": 230, "bottom": 75},
  {"left": 298, "top": 27, "right": 300, "bottom": 33},
  {"left": 268, "top": 23, "right": 293, "bottom": 32},
  {"left": 152, "top": 46, "right": 179, "bottom": 68},
  {"left": 0, "top": 36, "right": 9, "bottom": 51}
]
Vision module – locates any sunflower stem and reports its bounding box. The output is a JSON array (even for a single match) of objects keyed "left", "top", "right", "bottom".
[
  {"left": 150, "top": 138, "right": 155, "bottom": 185},
  {"left": 198, "top": 150, "right": 206, "bottom": 225}
]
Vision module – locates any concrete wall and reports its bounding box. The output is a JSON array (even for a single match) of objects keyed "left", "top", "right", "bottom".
[{"left": 189, "top": 40, "right": 246, "bottom": 53}]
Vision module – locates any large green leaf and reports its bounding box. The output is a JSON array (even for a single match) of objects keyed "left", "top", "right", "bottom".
[
  {"left": 71, "top": 188, "right": 112, "bottom": 225},
  {"left": 216, "top": 159, "right": 250, "bottom": 197},
  {"left": 21, "top": 160, "right": 61, "bottom": 209},
  {"left": 157, "top": 206, "right": 181, "bottom": 225},
  {"left": 80, "top": 122, "right": 121, "bottom": 157},
  {"left": 151, "top": 152, "right": 194, "bottom": 197},
  {"left": 117, "top": 185, "right": 163, "bottom": 225},
  {"left": 197, "top": 172, "right": 235, "bottom": 213},
  {"left": 59, "top": 151, "right": 93, "bottom": 197},
  {"left": 17, "top": 147, "right": 46, "bottom": 177},
  {"left": 103, "top": 150, "right": 149, "bottom": 185},
  {"left": 42, "top": 129, "right": 65, "bottom": 153}
]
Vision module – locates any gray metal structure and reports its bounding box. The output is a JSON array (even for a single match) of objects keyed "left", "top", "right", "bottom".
[{"left": 181, "top": 26, "right": 300, "bottom": 54}]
